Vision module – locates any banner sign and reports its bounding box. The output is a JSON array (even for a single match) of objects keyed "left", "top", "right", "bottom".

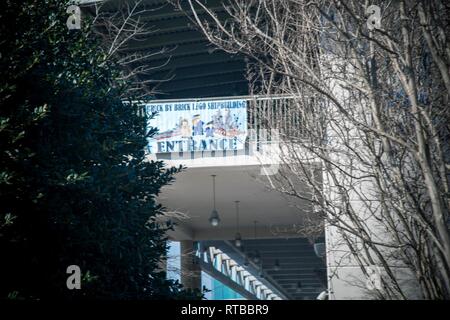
[{"left": 145, "top": 99, "right": 247, "bottom": 154}]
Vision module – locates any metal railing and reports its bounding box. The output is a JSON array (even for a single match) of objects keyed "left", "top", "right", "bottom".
[{"left": 142, "top": 94, "right": 315, "bottom": 159}]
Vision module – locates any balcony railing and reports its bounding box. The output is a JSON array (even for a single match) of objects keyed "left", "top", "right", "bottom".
[{"left": 143, "top": 94, "right": 313, "bottom": 161}]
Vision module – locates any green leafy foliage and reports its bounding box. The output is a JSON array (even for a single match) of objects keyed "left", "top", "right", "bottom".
[{"left": 0, "top": 0, "right": 201, "bottom": 300}]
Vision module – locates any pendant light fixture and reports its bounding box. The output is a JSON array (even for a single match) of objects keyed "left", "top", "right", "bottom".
[
  {"left": 274, "top": 259, "right": 281, "bottom": 271},
  {"left": 234, "top": 200, "right": 242, "bottom": 247},
  {"left": 259, "top": 269, "right": 265, "bottom": 279},
  {"left": 252, "top": 220, "right": 261, "bottom": 264},
  {"left": 243, "top": 255, "right": 250, "bottom": 267},
  {"left": 259, "top": 259, "right": 265, "bottom": 279},
  {"left": 296, "top": 281, "right": 303, "bottom": 293},
  {"left": 209, "top": 175, "right": 220, "bottom": 227},
  {"left": 253, "top": 251, "right": 261, "bottom": 264}
]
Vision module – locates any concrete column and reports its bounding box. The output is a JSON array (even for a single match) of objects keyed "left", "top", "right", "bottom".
[{"left": 180, "top": 240, "right": 202, "bottom": 291}]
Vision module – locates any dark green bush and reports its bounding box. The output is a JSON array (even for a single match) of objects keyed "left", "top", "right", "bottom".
[{"left": 0, "top": 0, "right": 200, "bottom": 300}]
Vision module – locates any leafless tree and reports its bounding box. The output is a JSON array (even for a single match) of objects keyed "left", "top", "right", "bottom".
[
  {"left": 81, "top": 0, "right": 174, "bottom": 98},
  {"left": 173, "top": 0, "right": 450, "bottom": 299}
]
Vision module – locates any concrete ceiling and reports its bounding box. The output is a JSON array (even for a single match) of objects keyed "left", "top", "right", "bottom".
[
  {"left": 89, "top": 0, "right": 249, "bottom": 99},
  {"left": 205, "top": 238, "right": 327, "bottom": 300},
  {"left": 159, "top": 164, "right": 327, "bottom": 300},
  {"left": 158, "top": 165, "right": 313, "bottom": 240}
]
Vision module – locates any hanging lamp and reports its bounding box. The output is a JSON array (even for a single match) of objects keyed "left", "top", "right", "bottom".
[
  {"left": 253, "top": 220, "right": 261, "bottom": 263},
  {"left": 208, "top": 175, "right": 220, "bottom": 227},
  {"left": 274, "top": 259, "right": 281, "bottom": 271},
  {"left": 234, "top": 201, "right": 242, "bottom": 247}
]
